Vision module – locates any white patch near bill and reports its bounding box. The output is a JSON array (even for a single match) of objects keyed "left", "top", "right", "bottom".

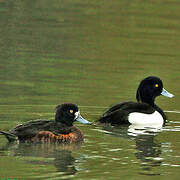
[
  {"left": 128, "top": 111, "right": 164, "bottom": 125},
  {"left": 75, "top": 111, "right": 80, "bottom": 119}
]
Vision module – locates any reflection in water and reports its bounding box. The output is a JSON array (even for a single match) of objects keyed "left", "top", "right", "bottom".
[
  {"left": 0, "top": 142, "right": 82, "bottom": 176},
  {"left": 0, "top": 0, "right": 179, "bottom": 178},
  {"left": 134, "top": 135, "right": 162, "bottom": 176},
  {"left": 127, "top": 124, "right": 163, "bottom": 175},
  {"left": 128, "top": 124, "right": 163, "bottom": 136},
  {"left": 100, "top": 124, "right": 163, "bottom": 175},
  {"left": 99, "top": 123, "right": 162, "bottom": 138},
  {"left": 54, "top": 149, "right": 77, "bottom": 174}
]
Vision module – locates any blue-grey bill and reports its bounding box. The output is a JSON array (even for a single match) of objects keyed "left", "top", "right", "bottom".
[
  {"left": 161, "top": 88, "right": 174, "bottom": 98},
  {"left": 76, "top": 115, "right": 91, "bottom": 124}
]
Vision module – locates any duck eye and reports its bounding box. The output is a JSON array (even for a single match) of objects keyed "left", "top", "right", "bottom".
[
  {"left": 155, "top": 84, "right": 159, "bottom": 88},
  {"left": 69, "top": 109, "right": 74, "bottom": 114}
]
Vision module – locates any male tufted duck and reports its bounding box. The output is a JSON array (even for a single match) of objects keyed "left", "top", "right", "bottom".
[{"left": 98, "top": 76, "right": 174, "bottom": 126}]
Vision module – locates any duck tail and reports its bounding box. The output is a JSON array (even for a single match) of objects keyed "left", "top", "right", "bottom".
[{"left": 0, "top": 131, "right": 17, "bottom": 142}]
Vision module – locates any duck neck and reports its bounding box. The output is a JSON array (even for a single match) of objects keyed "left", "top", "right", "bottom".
[
  {"left": 142, "top": 97, "right": 155, "bottom": 107},
  {"left": 55, "top": 114, "right": 73, "bottom": 126},
  {"left": 137, "top": 90, "right": 155, "bottom": 107}
]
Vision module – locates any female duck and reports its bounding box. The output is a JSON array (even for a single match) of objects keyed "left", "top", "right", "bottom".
[
  {"left": 98, "top": 76, "right": 174, "bottom": 126},
  {"left": 0, "top": 103, "right": 91, "bottom": 143}
]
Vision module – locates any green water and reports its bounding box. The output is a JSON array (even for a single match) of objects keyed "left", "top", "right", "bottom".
[{"left": 0, "top": 0, "right": 180, "bottom": 179}]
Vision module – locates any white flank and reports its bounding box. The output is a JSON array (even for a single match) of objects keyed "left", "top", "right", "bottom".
[{"left": 128, "top": 111, "right": 164, "bottom": 125}]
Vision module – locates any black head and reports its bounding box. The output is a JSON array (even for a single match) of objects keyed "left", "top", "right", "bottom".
[
  {"left": 136, "top": 76, "right": 164, "bottom": 106},
  {"left": 55, "top": 103, "right": 91, "bottom": 126}
]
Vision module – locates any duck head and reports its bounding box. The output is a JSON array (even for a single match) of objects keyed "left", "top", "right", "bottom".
[
  {"left": 55, "top": 103, "right": 91, "bottom": 126},
  {"left": 136, "top": 76, "right": 174, "bottom": 106}
]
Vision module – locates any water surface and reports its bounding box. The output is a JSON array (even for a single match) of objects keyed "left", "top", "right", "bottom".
[{"left": 0, "top": 0, "right": 179, "bottom": 179}]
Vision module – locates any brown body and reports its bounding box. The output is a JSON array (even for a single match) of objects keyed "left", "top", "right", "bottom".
[
  {"left": 0, "top": 103, "right": 90, "bottom": 144},
  {"left": 30, "top": 127, "right": 83, "bottom": 143},
  {"left": 0, "top": 120, "right": 84, "bottom": 143}
]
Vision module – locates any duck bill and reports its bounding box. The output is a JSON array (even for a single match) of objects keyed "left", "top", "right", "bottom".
[
  {"left": 76, "top": 113, "right": 91, "bottom": 124},
  {"left": 161, "top": 88, "right": 174, "bottom": 98}
]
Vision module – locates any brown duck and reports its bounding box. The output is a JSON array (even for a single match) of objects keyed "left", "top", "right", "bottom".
[{"left": 0, "top": 103, "right": 91, "bottom": 143}]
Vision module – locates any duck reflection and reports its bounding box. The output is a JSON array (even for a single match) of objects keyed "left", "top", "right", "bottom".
[
  {"left": 100, "top": 124, "right": 163, "bottom": 174},
  {"left": 134, "top": 134, "right": 161, "bottom": 162},
  {"left": 135, "top": 136, "right": 162, "bottom": 176},
  {"left": 54, "top": 149, "right": 76, "bottom": 174},
  {"left": 0, "top": 142, "right": 82, "bottom": 175},
  {"left": 128, "top": 124, "right": 163, "bottom": 169}
]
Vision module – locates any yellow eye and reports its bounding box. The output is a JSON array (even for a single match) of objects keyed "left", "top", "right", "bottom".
[
  {"left": 69, "top": 109, "right": 73, "bottom": 114},
  {"left": 155, "top": 84, "right": 159, "bottom": 88}
]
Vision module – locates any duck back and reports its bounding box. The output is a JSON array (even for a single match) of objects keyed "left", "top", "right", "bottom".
[{"left": 99, "top": 102, "right": 155, "bottom": 125}]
